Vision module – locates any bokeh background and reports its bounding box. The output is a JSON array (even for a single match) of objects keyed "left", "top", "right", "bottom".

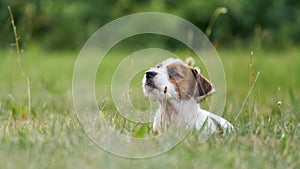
[{"left": 1, "top": 0, "right": 300, "bottom": 50}]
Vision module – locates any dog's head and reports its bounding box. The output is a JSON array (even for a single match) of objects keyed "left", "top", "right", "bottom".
[{"left": 142, "top": 58, "right": 215, "bottom": 101}]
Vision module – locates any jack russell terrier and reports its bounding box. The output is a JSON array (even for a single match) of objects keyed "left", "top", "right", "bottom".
[{"left": 142, "top": 58, "right": 233, "bottom": 134}]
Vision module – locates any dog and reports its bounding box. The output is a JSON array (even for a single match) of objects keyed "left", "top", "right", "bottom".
[{"left": 142, "top": 58, "right": 233, "bottom": 134}]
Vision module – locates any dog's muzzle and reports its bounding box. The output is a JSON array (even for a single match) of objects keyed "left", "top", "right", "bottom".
[
  {"left": 145, "top": 71, "right": 157, "bottom": 89},
  {"left": 146, "top": 71, "right": 157, "bottom": 79}
]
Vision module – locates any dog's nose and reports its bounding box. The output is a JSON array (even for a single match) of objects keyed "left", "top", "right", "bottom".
[{"left": 146, "top": 71, "right": 157, "bottom": 79}]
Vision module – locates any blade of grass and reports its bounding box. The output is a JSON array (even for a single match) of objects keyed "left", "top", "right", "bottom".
[
  {"left": 8, "top": 6, "right": 31, "bottom": 116},
  {"left": 235, "top": 71, "right": 260, "bottom": 121}
]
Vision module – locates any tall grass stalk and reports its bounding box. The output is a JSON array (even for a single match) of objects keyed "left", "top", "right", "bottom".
[
  {"left": 205, "top": 7, "right": 228, "bottom": 37},
  {"left": 235, "top": 51, "right": 260, "bottom": 120},
  {"left": 8, "top": 6, "right": 31, "bottom": 117}
]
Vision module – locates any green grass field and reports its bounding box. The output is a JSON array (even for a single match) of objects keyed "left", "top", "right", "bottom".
[{"left": 0, "top": 46, "right": 299, "bottom": 169}]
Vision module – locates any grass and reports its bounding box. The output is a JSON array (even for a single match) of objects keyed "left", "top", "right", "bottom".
[{"left": 0, "top": 46, "right": 300, "bottom": 169}]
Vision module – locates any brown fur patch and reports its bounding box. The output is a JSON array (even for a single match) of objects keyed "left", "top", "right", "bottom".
[
  {"left": 196, "top": 75, "right": 213, "bottom": 96},
  {"left": 167, "top": 63, "right": 197, "bottom": 99},
  {"left": 192, "top": 68, "right": 213, "bottom": 97}
]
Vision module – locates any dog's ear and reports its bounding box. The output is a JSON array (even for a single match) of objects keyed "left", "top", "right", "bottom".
[
  {"left": 197, "top": 75, "right": 215, "bottom": 96},
  {"left": 190, "top": 67, "right": 215, "bottom": 101}
]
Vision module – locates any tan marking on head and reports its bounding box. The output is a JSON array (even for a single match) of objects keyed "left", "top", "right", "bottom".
[{"left": 167, "top": 63, "right": 197, "bottom": 99}]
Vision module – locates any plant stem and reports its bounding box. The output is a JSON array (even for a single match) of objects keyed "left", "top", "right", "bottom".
[{"left": 8, "top": 6, "right": 31, "bottom": 116}]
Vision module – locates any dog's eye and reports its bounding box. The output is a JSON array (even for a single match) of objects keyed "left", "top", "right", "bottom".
[{"left": 169, "top": 70, "right": 179, "bottom": 77}]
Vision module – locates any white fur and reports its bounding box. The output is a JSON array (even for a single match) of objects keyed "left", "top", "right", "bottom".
[{"left": 142, "top": 58, "right": 234, "bottom": 134}]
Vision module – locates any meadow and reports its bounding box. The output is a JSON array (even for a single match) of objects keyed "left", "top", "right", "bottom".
[{"left": 0, "top": 46, "right": 299, "bottom": 169}]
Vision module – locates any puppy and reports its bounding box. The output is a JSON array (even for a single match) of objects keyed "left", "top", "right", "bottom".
[{"left": 142, "top": 58, "right": 233, "bottom": 134}]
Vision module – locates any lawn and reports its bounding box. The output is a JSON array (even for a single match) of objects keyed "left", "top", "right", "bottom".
[{"left": 0, "top": 46, "right": 299, "bottom": 169}]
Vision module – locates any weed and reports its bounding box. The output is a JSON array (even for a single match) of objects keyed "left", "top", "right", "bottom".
[{"left": 7, "top": 6, "right": 31, "bottom": 118}]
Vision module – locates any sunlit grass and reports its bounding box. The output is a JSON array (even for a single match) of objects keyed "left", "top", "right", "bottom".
[{"left": 0, "top": 47, "right": 299, "bottom": 168}]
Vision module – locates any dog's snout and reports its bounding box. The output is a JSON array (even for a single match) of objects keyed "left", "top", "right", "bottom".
[{"left": 146, "top": 71, "right": 157, "bottom": 79}]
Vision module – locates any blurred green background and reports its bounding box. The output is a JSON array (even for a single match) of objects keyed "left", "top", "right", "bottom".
[
  {"left": 1, "top": 0, "right": 300, "bottom": 50},
  {"left": 1, "top": 1, "right": 300, "bottom": 169}
]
